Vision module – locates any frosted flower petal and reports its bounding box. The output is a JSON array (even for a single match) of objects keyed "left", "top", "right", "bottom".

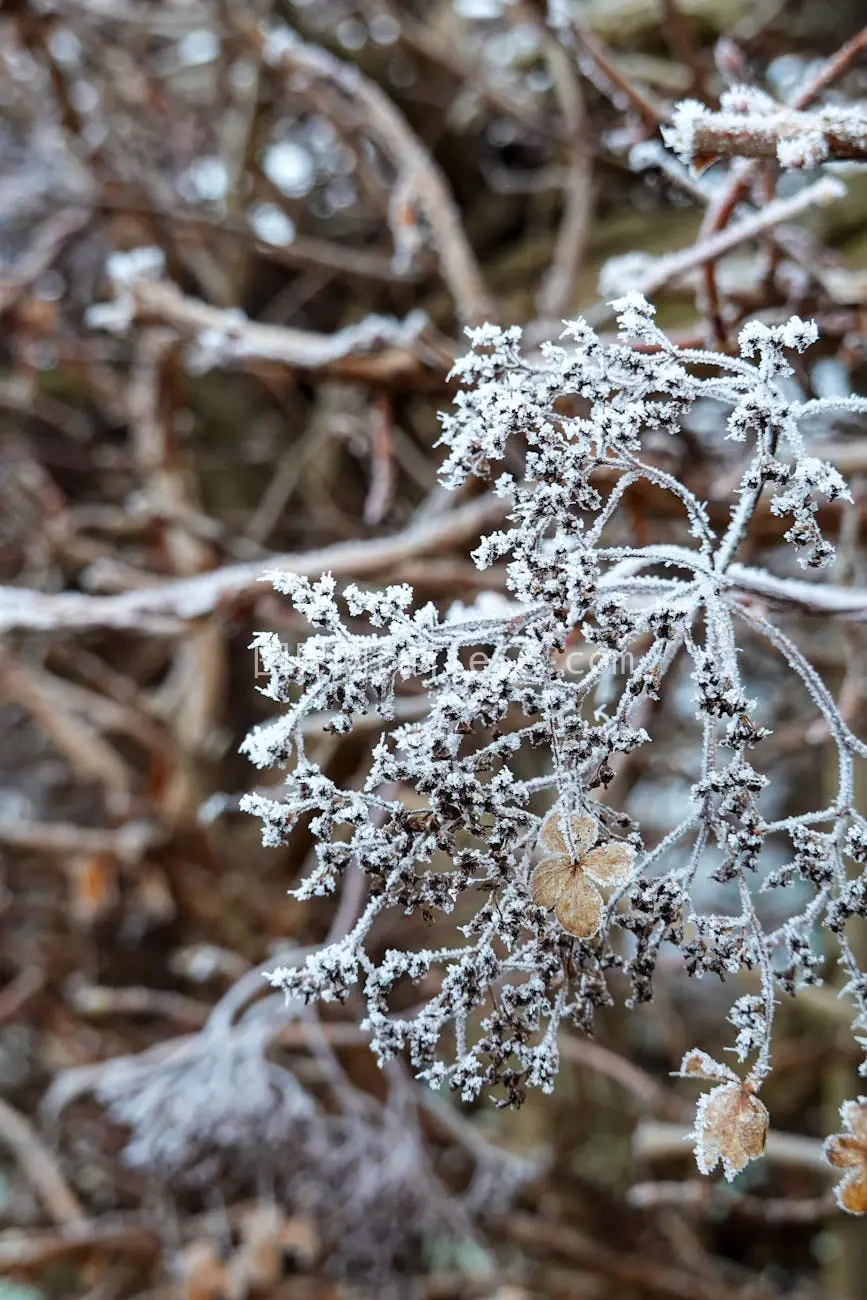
[
  {"left": 841, "top": 1098, "right": 867, "bottom": 1145},
  {"left": 825, "top": 1135, "right": 864, "bottom": 1169},
  {"left": 581, "top": 840, "right": 635, "bottom": 886},
  {"left": 539, "top": 810, "right": 596, "bottom": 860},
  {"left": 554, "top": 874, "right": 604, "bottom": 939},
  {"left": 693, "top": 1082, "right": 768, "bottom": 1181},
  {"left": 837, "top": 1168, "right": 867, "bottom": 1214},
  {"left": 530, "top": 856, "right": 570, "bottom": 909},
  {"left": 824, "top": 1098, "right": 867, "bottom": 1213}
]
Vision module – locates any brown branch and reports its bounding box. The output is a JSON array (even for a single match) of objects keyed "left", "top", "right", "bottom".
[
  {"left": 629, "top": 1179, "right": 837, "bottom": 1225},
  {"left": 669, "top": 105, "right": 867, "bottom": 169},
  {"left": 5, "top": 489, "right": 867, "bottom": 637},
  {"left": 0, "top": 1220, "right": 159, "bottom": 1273},
  {"left": 82, "top": 192, "right": 423, "bottom": 282},
  {"left": 792, "top": 24, "right": 867, "bottom": 109},
  {"left": 0, "top": 969, "right": 44, "bottom": 1026},
  {"left": 240, "top": 21, "right": 494, "bottom": 325},
  {"left": 689, "top": 24, "right": 867, "bottom": 341},
  {"left": 0, "top": 818, "right": 161, "bottom": 861},
  {"left": 659, "top": 0, "right": 705, "bottom": 98},
  {"left": 695, "top": 156, "right": 759, "bottom": 343},
  {"left": 0, "top": 651, "right": 133, "bottom": 803},
  {"left": 126, "top": 326, "right": 224, "bottom": 821},
  {"left": 393, "top": 3, "right": 572, "bottom": 149},
  {"left": 535, "top": 29, "right": 594, "bottom": 319},
  {"left": 633, "top": 1119, "right": 830, "bottom": 1172},
  {"left": 68, "top": 980, "right": 213, "bottom": 1029},
  {"left": 545, "top": 6, "right": 665, "bottom": 134},
  {"left": 0, "top": 210, "right": 91, "bottom": 316},
  {"left": 504, "top": 1211, "right": 737, "bottom": 1300},
  {"left": 363, "top": 394, "right": 397, "bottom": 526},
  {"left": 559, "top": 1035, "right": 688, "bottom": 1120},
  {"left": 578, "top": 27, "right": 666, "bottom": 131}
]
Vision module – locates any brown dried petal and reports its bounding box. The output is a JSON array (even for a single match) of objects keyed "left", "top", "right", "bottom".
[
  {"left": 530, "top": 856, "right": 570, "bottom": 909},
  {"left": 838, "top": 1167, "right": 867, "bottom": 1214},
  {"left": 554, "top": 873, "right": 604, "bottom": 939},
  {"left": 841, "top": 1098, "right": 867, "bottom": 1145},
  {"left": 679, "top": 1049, "right": 736, "bottom": 1084},
  {"left": 581, "top": 840, "right": 635, "bottom": 887},
  {"left": 539, "top": 810, "right": 596, "bottom": 861},
  {"left": 825, "top": 1134, "right": 866, "bottom": 1170},
  {"left": 694, "top": 1083, "right": 768, "bottom": 1181}
]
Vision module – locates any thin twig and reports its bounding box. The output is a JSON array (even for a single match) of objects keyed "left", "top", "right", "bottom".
[
  {"left": 0, "top": 1220, "right": 159, "bottom": 1273},
  {"left": 566, "top": 20, "right": 666, "bottom": 132},
  {"left": 240, "top": 21, "right": 494, "bottom": 325},
  {"left": 792, "top": 24, "right": 867, "bottom": 108},
  {"left": 536, "top": 29, "right": 594, "bottom": 319},
  {"left": 629, "top": 1179, "right": 837, "bottom": 1224},
  {"left": 0, "top": 818, "right": 161, "bottom": 861},
  {"left": 667, "top": 105, "right": 867, "bottom": 168},
  {"left": 635, "top": 176, "right": 845, "bottom": 298},
  {"left": 559, "top": 1034, "right": 688, "bottom": 1120},
  {"left": 0, "top": 1095, "right": 84, "bottom": 1226},
  {"left": 633, "top": 1119, "right": 830, "bottom": 1172},
  {"left": 504, "top": 1211, "right": 738, "bottom": 1300},
  {"left": 0, "top": 210, "right": 90, "bottom": 315},
  {"left": 690, "top": 24, "right": 867, "bottom": 340}
]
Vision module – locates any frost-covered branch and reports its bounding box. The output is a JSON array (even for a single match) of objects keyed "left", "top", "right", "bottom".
[
  {"left": 0, "top": 495, "right": 507, "bottom": 633},
  {"left": 665, "top": 90, "right": 867, "bottom": 171},
  {"left": 610, "top": 176, "right": 846, "bottom": 298},
  {"left": 87, "top": 251, "right": 448, "bottom": 386}
]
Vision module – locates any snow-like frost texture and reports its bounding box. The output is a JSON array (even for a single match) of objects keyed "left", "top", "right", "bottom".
[{"left": 664, "top": 89, "right": 867, "bottom": 172}]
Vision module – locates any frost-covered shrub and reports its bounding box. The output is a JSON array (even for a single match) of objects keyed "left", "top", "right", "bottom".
[{"left": 244, "top": 294, "right": 867, "bottom": 1181}]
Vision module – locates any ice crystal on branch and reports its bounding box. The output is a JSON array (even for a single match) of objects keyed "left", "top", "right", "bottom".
[{"left": 244, "top": 296, "right": 867, "bottom": 1169}]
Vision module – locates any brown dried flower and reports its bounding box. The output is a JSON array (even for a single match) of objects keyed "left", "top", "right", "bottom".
[
  {"left": 530, "top": 810, "right": 634, "bottom": 939},
  {"left": 824, "top": 1098, "right": 867, "bottom": 1213},
  {"left": 679, "top": 1049, "right": 768, "bottom": 1181}
]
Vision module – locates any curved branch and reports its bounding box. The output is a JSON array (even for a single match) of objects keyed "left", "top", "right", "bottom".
[{"left": 243, "top": 22, "right": 493, "bottom": 325}]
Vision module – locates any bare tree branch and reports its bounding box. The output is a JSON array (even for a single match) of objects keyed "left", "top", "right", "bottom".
[{"left": 92, "top": 277, "right": 453, "bottom": 387}]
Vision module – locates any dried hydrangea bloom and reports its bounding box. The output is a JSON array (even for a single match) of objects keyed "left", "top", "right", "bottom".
[
  {"left": 824, "top": 1098, "right": 867, "bottom": 1213},
  {"left": 680, "top": 1049, "right": 768, "bottom": 1181},
  {"left": 530, "top": 810, "right": 635, "bottom": 939}
]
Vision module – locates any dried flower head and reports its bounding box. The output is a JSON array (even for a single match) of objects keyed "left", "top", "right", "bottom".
[
  {"left": 244, "top": 297, "right": 867, "bottom": 1115},
  {"left": 824, "top": 1099, "right": 867, "bottom": 1214},
  {"left": 680, "top": 1050, "right": 768, "bottom": 1181},
  {"left": 531, "top": 810, "right": 634, "bottom": 938}
]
